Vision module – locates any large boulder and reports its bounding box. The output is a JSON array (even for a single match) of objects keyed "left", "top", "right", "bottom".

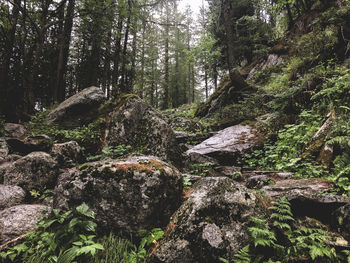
[
  {"left": 47, "top": 86, "right": 105, "bottom": 129},
  {"left": 53, "top": 155, "right": 183, "bottom": 236},
  {"left": 0, "top": 185, "right": 26, "bottom": 210},
  {"left": 151, "top": 177, "right": 263, "bottom": 263},
  {"left": 0, "top": 205, "right": 49, "bottom": 244},
  {"left": 4, "top": 123, "right": 26, "bottom": 138},
  {"left": 51, "top": 141, "right": 83, "bottom": 167},
  {"left": 106, "top": 97, "right": 182, "bottom": 166},
  {"left": 0, "top": 138, "right": 8, "bottom": 161},
  {"left": 3, "top": 152, "right": 58, "bottom": 192},
  {"left": 186, "top": 125, "right": 259, "bottom": 165}
]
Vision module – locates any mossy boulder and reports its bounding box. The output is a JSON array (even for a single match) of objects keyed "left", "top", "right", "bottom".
[
  {"left": 47, "top": 86, "right": 106, "bottom": 129},
  {"left": 150, "top": 177, "right": 263, "bottom": 263},
  {"left": 53, "top": 155, "right": 183, "bottom": 236},
  {"left": 3, "top": 152, "right": 58, "bottom": 192},
  {"left": 106, "top": 96, "right": 182, "bottom": 167}
]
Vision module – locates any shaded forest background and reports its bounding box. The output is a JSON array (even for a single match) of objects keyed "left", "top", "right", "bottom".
[{"left": 0, "top": 0, "right": 318, "bottom": 122}]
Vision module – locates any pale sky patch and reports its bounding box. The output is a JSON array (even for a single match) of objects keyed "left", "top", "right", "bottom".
[{"left": 178, "top": 0, "right": 207, "bottom": 15}]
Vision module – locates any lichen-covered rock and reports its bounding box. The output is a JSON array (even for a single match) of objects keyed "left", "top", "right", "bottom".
[
  {"left": 302, "top": 111, "right": 335, "bottom": 159},
  {"left": 263, "top": 178, "right": 350, "bottom": 228},
  {"left": 47, "top": 86, "right": 105, "bottom": 129},
  {"left": 53, "top": 155, "right": 183, "bottom": 236},
  {"left": 0, "top": 185, "right": 25, "bottom": 210},
  {"left": 51, "top": 141, "right": 83, "bottom": 167},
  {"left": 4, "top": 123, "right": 26, "bottom": 138},
  {"left": 186, "top": 125, "right": 258, "bottom": 165},
  {"left": 0, "top": 163, "right": 11, "bottom": 184},
  {"left": 247, "top": 54, "right": 283, "bottom": 80},
  {"left": 151, "top": 177, "right": 263, "bottom": 263},
  {"left": 317, "top": 144, "right": 333, "bottom": 167},
  {"left": 3, "top": 152, "right": 58, "bottom": 192},
  {"left": 262, "top": 178, "right": 334, "bottom": 199},
  {"left": 106, "top": 97, "right": 182, "bottom": 166},
  {"left": 0, "top": 205, "right": 49, "bottom": 244},
  {"left": 0, "top": 139, "right": 8, "bottom": 163}
]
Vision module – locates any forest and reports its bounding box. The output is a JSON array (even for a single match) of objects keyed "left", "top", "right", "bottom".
[
  {"left": 0, "top": 0, "right": 296, "bottom": 122},
  {"left": 2, "top": 0, "right": 350, "bottom": 262}
]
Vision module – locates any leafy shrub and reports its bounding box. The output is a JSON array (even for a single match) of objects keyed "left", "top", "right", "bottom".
[
  {"left": 241, "top": 110, "right": 323, "bottom": 178},
  {"left": 87, "top": 145, "right": 132, "bottom": 161},
  {"left": 189, "top": 162, "right": 214, "bottom": 177},
  {"left": 28, "top": 110, "right": 106, "bottom": 154}
]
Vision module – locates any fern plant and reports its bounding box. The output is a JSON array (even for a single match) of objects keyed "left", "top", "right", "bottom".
[
  {"left": 269, "top": 197, "right": 294, "bottom": 231},
  {"left": 224, "top": 197, "right": 346, "bottom": 263},
  {"left": 0, "top": 203, "right": 103, "bottom": 263}
]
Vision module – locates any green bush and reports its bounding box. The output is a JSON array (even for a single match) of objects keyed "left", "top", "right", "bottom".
[
  {"left": 241, "top": 110, "right": 323, "bottom": 178},
  {"left": 28, "top": 110, "right": 106, "bottom": 154}
]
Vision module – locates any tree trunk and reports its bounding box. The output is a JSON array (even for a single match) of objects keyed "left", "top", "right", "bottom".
[
  {"left": 54, "top": 0, "right": 75, "bottom": 103},
  {"left": 1, "top": 0, "right": 20, "bottom": 121},
  {"left": 112, "top": 18, "right": 123, "bottom": 97},
  {"left": 120, "top": 0, "right": 132, "bottom": 94},
  {"left": 162, "top": 1, "right": 170, "bottom": 109},
  {"left": 222, "top": 0, "right": 235, "bottom": 75}
]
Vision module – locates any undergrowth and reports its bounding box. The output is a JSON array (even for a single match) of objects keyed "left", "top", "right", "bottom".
[
  {"left": 28, "top": 110, "right": 105, "bottom": 154},
  {"left": 220, "top": 197, "right": 349, "bottom": 262},
  {"left": 0, "top": 204, "right": 164, "bottom": 263}
]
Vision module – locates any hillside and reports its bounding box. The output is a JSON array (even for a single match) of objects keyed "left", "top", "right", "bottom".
[{"left": 2, "top": 0, "right": 350, "bottom": 262}]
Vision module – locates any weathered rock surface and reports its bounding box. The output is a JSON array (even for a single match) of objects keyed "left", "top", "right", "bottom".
[
  {"left": 0, "top": 163, "right": 11, "bottom": 184},
  {"left": 151, "top": 177, "right": 263, "bottom": 263},
  {"left": 263, "top": 178, "right": 350, "bottom": 226},
  {"left": 0, "top": 138, "right": 8, "bottom": 161},
  {"left": 0, "top": 205, "right": 49, "bottom": 244},
  {"left": 262, "top": 178, "right": 334, "bottom": 198},
  {"left": 47, "top": 86, "right": 105, "bottom": 129},
  {"left": 302, "top": 111, "right": 335, "bottom": 160},
  {"left": 247, "top": 54, "right": 283, "bottom": 80},
  {"left": 0, "top": 185, "right": 26, "bottom": 210},
  {"left": 3, "top": 152, "right": 58, "bottom": 192},
  {"left": 242, "top": 170, "right": 294, "bottom": 189},
  {"left": 5, "top": 135, "right": 53, "bottom": 155},
  {"left": 53, "top": 155, "right": 183, "bottom": 236},
  {"left": 4, "top": 123, "right": 26, "bottom": 138},
  {"left": 106, "top": 97, "right": 182, "bottom": 166},
  {"left": 51, "top": 141, "right": 83, "bottom": 167},
  {"left": 186, "top": 125, "right": 258, "bottom": 165}
]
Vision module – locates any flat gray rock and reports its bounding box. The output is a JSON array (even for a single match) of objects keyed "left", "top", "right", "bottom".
[
  {"left": 151, "top": 177, "right": 263, "bottom": 263},
  {"left": 0, "top": 205, "right": 49, "bottom": 244},
  {"left": 186, "top": 125, "right": 257, "bottom": 165},
  {"left": 0, "top": 185, "right": 25, "bottom": 210}
]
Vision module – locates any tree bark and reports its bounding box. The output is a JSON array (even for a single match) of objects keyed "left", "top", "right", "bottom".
[
  {"left": 162, "top": 1, "right": 170, "bottom": 109},
  {"left": 54, "top": 0, "right": 75, "bottom": 103}
]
